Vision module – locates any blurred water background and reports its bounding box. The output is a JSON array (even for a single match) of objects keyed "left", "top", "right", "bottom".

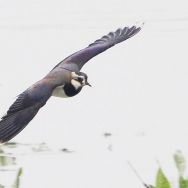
[{"left": 0, "top": 0, "right": 188, "bottom": 187}]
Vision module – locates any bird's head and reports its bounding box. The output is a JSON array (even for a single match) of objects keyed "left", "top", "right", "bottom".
[{"left": 71, "top": 72, "right": 91, "bottom": 90}]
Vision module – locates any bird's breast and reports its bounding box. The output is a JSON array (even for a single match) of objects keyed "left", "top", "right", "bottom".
[{"left": 52, "top": 85, "right": 69, "bottom": 98}]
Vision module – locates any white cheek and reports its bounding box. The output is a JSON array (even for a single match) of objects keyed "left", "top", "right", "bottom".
[
  {"left": 82, "top": 80, "right": 86, "bottom": 85},
  {"left": 71, "top": 79, "right": 81, "bottom": 89},
  {"left": 52, "top": 85, "right": 68, "bottom": 98}
]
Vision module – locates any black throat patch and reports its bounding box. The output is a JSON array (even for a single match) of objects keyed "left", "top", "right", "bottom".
[{"left": 63, "top": 84, "right": 82, "bottom": 97}]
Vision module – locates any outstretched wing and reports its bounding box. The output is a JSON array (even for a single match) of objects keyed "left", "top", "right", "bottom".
[
  {"left": 52, "top": 23, "right": 144, "bottom": 72},
  {"left": 0, "top": 83, "right": 52, "bottom": 144}
]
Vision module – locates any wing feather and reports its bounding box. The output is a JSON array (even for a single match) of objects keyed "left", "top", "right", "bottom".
[
  {"left": 2, "top": 91, "right": 28, "bottom": 119},
  {"left": 0, "top": 83, "right": 53, "bottom": 144},
  {"left": 0, "top": 104, "right": 41, "bottom": 144},
  {"left": 52, "top": 23, "right": 144, "bottom": 71}
]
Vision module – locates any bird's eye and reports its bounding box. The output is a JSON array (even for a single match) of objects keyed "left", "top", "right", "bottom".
[
  {"left": 78, "top": 78, "right": 82, "bottom": 82},
  {"left": 75, "top": 77, "right": 82, "bottom": 82}
]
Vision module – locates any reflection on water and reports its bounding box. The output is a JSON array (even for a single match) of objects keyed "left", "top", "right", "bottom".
[
  {"left": 0, "top": 142, "right": 22, "bottom": 187},
  {"left": 0, "top": 134, "right": 112, "bottom": 188},
  {"left": 0, "top": 167, "right": 22, "bottom": 188},
  {"left": 0, "top": 142, "right": 71, "bottom": 187}
]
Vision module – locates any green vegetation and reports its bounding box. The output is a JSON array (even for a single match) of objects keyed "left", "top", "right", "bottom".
[
  {"left": 12, "top": 168, "right": 23, "bottom": 188},
  {"left": 151, "top": 168, "right": 171, "bottom": 188},
  {"left": 0, "top": 146, "right": 23, "bottom": 188},
  {"left": 174, "top": 150, "right": 188, "bottom": 188},
  {"left": 138, "top": 150, "right": 188, "bottom": 188},
  {"left": 0, "top": 141, "right": 188, "bottom": 188}
]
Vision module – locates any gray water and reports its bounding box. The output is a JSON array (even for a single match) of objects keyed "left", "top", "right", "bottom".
[{"left": 0, "top": 0, "right": 188, "bottom": 187}]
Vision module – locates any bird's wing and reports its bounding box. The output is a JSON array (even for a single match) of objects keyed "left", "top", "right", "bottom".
[
  {"left": 0, "top": 83, "right": 52, "bottom": 144},
  {"left": 52, "top": 23, "right": 144, "bottom": 72}
]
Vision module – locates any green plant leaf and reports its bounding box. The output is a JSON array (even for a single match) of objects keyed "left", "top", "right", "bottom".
[
  {"left": 17, "top": 168, "right": 23, "bottom": 177},
  {"left": 179, "top": 176, "right": 188, "bottom": 188},
  {"left": 156, "top": 168, "right": 170, "bottom": 188},
  {"left": 174, "top": 150, "right": 186, "bottom": 176},
  {"left": 12, "top": 168, "right": 23, "bottom": 188}
]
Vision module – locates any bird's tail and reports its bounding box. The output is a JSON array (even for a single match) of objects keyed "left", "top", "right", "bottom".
[{"left": 0, "top": 108, "right": 39, "bottom": 144}]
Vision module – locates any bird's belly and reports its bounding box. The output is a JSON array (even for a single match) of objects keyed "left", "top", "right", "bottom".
[{"left": 52, "top": 85, "right": 68, "bottom": 98}]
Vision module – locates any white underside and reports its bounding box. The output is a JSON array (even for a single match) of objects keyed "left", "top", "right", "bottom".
[{"left": 52, "top": 85, "right": 68, "bottom": 98}]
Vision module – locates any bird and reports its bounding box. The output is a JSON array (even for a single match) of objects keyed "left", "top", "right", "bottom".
[{"left": 0, "top": 23, "right": 144, "bottom": 144}]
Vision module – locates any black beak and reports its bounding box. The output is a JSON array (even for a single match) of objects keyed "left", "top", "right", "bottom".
[{"left": 86, "top": 81, "right": 92, "bottom": 87}]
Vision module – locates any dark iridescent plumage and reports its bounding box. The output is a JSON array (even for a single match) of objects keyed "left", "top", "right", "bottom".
[{"left": 0, "top": 24, "right": 143, "bottom": 144}]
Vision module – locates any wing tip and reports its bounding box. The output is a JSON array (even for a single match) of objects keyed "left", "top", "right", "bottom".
[
  {"left": 124, "top": 22, "right": 145, "bottom": 34},
  {"left": 135, "top": 22, "right": 145, "bottom": 28},
  {"left": 89, "top": 22, "right": 144, "bottom": 47}
]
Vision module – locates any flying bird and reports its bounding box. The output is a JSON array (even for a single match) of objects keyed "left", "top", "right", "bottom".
[{"left": 0, "top": 23, "right": 143, "bottom": 144}]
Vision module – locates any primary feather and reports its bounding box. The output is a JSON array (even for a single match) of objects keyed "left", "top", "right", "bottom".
[{"left": 53, "top": 24, "right": 144, "bottom": 72}]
